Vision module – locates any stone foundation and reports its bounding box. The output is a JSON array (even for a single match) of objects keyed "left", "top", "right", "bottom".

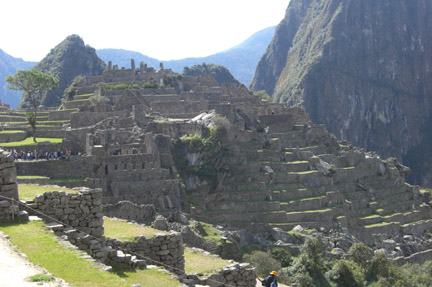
[
  {"left": 0, "top": 149, "right": 18, "bottom": 220},
  {"left": 24, "top": 188, "right": 104, "bottom": 237},
  {"left": 107, "top": 233, "right": 185, "bottom": 274},
  {"left": 183, "top": 262, "right": 257, "bottom": 287}
]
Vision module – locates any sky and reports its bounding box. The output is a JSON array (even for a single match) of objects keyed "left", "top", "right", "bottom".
[{"left": 0, "top": 0, "right": 290, "bottom": 62}]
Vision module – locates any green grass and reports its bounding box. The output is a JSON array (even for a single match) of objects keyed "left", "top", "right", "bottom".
[
  {"left": 184, "top": 248, "right": 228, "bottom": 274},
  {"left": 51, "top": 177, "right": 85, "bottom": 182},
  {"left": 364, "top": 222, "right": 393, "bottom": 228},
  {"left": 103, "top": 217, "right": 168, "bottom": 241},
  {"left": 0, "top": 137, "right": 62, "bottom": 147},
  {"left": 18, "top": 175, "right": 49, "bottom": 179},
  {"left": 199, "top": 222, "right": 221, "bottom": 242},
  {"left": 0, "top": 130, "right": 26, "bottom": 134},
  {"left": 18, "top": 184, "right": 78, "bottom": 201},
  {"left": 68, "top": 98, "right": 90, "bottom": 103},
  {"left": 26, "top": 274, "right": 54, "bottom": 282},
  {"left": 0, "top": 220, "right": 181, "bottom": 287}
]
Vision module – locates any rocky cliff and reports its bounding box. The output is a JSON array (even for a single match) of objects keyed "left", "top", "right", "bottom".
[
  {"left": 20, "top": 35, "right": 105, "bottom": 108},
  {"left": 251, "top": 0, "right": 432, "bottom": 187}
]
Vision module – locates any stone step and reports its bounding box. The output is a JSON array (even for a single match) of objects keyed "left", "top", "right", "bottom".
[
  {"left": 285, "top": 208, "right": 334, "bottom": 223},
  {"left": 275, "top": 138, "right": 307, "bottom": 148},
  {"left": 269, "top": 161, "right": 310, "bottom": 173},
  {"left": 269, "top": 221, "right": 333, "bottom": 231},
  {"left": 269, "top": 130, "right": 304, "bottom": 141},
  {"left": 224, "top": 171, "right": 271, "bottom": 184},
  {"left": 203, "top": 210, "right": 287, "bottom": 223},
  {"left": 206, "top": 200, "right": 280, "bottom": 213},
  {"left": 109, "top": 168, "right": 172, "bottom": 180},
  {"left": 240, "top": 149, "right": 284, "bottom": 162},
  {"left": 358, "top": 176, "right": 402, "bottom": 190},
  {"left": 284, "top": 145, "right": 328, "bottom": 155},
  {"left": 373, "top": 185, "right": 410, "bottom": 199},
  {"left": 225, "top": 190, "right": 272, "bottom": 201},
  {"left": 401, "top": 219, "right": 432, "bottom": 236},
  {"left": 224, "top": 181, "right": 267, "bottom": 192},
  {"left": 374, "top": 192, "right": 415, "bottom": 208},
  {"left": 272, "top": 188, "right": 317, "bottom": 201},
  {"left": 225, "top": 158, "right": 306, "bottom": 174},
  {"left": 279, "top": 192, "right": 338, "bottom": 212},
  {"left": 373, "top": 199, "right": 419, "bottom": 216}
]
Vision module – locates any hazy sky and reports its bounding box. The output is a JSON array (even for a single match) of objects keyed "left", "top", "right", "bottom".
[{"left": 0, "top": 0, "right": 289, "bottom": 62}]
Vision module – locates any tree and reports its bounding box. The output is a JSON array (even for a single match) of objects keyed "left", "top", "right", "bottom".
[{"left": 6, "top": 70, "right": 58, "bottom": 142}]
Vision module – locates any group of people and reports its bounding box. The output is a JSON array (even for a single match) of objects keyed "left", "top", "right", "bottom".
[
  {"left": 5, "top": 149, "right": 80, "bottom": 161},
  {"left": 258, "top": 271, "right": 297, "bottom": 287}
]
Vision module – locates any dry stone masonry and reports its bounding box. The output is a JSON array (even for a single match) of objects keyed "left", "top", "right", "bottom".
[
  {"left": 0, "top": 149, "right": 18, "bottom": 219},
  {"left": 25, "top": 188, "right": 104, "bottom": 237},
  {"left": 107, "top": 232, "right": 185, "bottom": 274}
]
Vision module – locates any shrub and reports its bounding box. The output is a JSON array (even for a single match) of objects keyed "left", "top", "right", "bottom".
[
  {"left": 270, "top": 248, "right": 292, "bottom": 267},
  {"left": 243, "top": 251, "right": 281, "bottom": 277},
  {"left": 210, "top": 116, "right": 231, "bottom": 141},
  {"left": 347, "top": 242, "right": 373, "bottom": 271},
  {"left": 327, "top": 260, "right": 360, "bottom": 287}
]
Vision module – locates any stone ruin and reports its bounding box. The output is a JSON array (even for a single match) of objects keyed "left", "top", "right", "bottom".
[
  {"left": 0, "top": 149, "right": 19, "bottom": 219},
  {"left": 8, "top": 59, "right": 432, "bottom": 265}
]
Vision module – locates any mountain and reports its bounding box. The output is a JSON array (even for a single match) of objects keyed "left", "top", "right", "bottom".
[
  {"left": 21, "top": 35, "right": 105, "bottom": 108},
  {"left": 251, "top": 0, "right": 432, "bottom": 187},
  {"left": 0, "top": 49, "right": 36, "bottom": 108},
  {"left": 96, "top": 26, "right": 276, "bottom": 86},
  {"left": 183, "top": 63, "right": 239, "bottom": 86}
]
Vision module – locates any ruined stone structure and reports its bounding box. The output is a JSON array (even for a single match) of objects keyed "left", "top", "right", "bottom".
[
  {"left": 107, "top": 232, "right": 185, "bottom": 274},
  {"left": 0, "top": 149, "right": 18, "bottom": 219},
  {"left": 8, "top": 60, "right": 432, "bottom": 262},
  {"left": 25, "top": 188, "right": 105, "bottom": 237}
]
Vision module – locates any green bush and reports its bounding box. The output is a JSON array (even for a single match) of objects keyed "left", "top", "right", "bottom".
[
  {"left": 327, "top": 260, "right": 361, "bottom": 287},
  {"left": 142, "top": 81, "right": 158, "bottom": 88},
  {"left": 243, "top": 251, "right": 281, "bottom": 277},
  {"left": 270, "top": 248, "right": 292, "bottom": 267}
]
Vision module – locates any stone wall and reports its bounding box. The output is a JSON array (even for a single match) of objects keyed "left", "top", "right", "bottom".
[
  {"left": 25, "top": 188, "right": 104, "bottom": 237},
  {"left": 0, "top": 149, "right": 18, "bottom": 219},
  {"left": 103, "top": 200, "right": 156, "bottom": 223},
  {"left": 0, "top": 131, "right": 28, "bottom": 143},
  {"left": 16, "top": 156, "right": 92, "bottom": 178},
  {"left": 183, "top": 262, "right": 257, "bottom": 287},
  {"left": 70, "top": 110, "right": 127, "bottom": 128},
  {"left": 107, "top": 232, "right": 185, "bottom": 274},
  {"left": 48, "top": 109, "right": 75, "bottom": 121}
]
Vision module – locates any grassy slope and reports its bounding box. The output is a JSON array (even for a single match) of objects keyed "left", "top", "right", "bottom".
[
  {"left": 18, "top": 184, "right": 78, "bottom": 201},
  {"left": 103, "top": 217, "right": 168, "bottom": 241},
  {"left": 0, "top": 220, "right": 181, "bottom": 287},
  {"left": 0, "top": 137, "right": 62, "bottom": 147}
]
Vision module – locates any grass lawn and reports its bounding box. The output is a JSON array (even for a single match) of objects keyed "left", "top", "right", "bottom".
[
  {"left": 0, "top": 220, "right": 181, "bottom": 287},
  {"left": 103, "top": 217, "right": 168, "bottom": 241},
  {"left": 0, "top": 137, "right": 62, "bottom": 147},
  {"left": 18, "top": 184, "right": 78, "bottom": 201},
  {"left": 184, "top": 248, "right": 228, "bottom": 274},
  {"left": 0, "top": 130, "right": 26, "bottom": 134},
  {"left": 51, "top": 177, "right": 85, "bottom": 182}
]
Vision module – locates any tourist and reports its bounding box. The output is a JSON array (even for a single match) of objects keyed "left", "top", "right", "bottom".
[{"left": 259, "top": 271, "right": 278, "bottom": 287}]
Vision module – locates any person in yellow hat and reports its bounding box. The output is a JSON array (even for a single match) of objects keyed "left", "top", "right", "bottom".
[{"left": 258, "top": 271, "right": 278, "bottom": 287}]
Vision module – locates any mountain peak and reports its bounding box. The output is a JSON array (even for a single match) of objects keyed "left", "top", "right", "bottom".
[{"left": 20, "top": 35, "right": 106, "bottom": 108}]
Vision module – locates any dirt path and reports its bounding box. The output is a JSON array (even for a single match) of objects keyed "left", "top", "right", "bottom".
[{"left": 0, "top": 231, "right": 65, "bottom": 287}]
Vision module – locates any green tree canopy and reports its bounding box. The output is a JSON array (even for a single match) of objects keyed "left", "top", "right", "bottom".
[
  {"left": 6, "top": 69, "right": 58, "bottom": 142},
  {"left": 6, "top": 69, "right": 58, "bottom": 110}
]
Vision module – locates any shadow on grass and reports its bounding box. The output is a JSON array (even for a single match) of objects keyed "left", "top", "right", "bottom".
[
  {"left": 0, "top": 215, "right": 29, "bottom": 227},
  {"left": 111, "top": 264, "right": 138, "bottom": 278}
]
